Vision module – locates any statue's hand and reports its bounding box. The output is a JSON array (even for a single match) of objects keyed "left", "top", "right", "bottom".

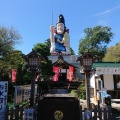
[
  {"left": 63, "top": 32, "right": 68, "bottom": 42},
  {"left": 57, "top": 39, "right": 63, "bottom": 43},
  {"left": 50, "top": 25, "right": 54, "bottom": 31},
  {"left": 64, "top": 43, "right": 69, "bottom": 46}
]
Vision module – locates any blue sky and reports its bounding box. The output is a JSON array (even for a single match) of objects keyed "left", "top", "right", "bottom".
[{"left": 0, "top": 0, "right": 120, "bottom": 55}]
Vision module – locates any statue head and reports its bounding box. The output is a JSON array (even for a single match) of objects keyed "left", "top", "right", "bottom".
[{"left": 56, "top": 14, "right": 66, "bottom": 34}]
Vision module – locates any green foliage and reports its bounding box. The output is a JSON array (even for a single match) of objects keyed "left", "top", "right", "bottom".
[
  {"left": 33, "top": 41, "right": 54, "bottom": 80},
  {"left": 7, "top": 102, "right": 14, "bottom": 109},
  {"left": 78, "top": 84, "right": 86, "bottom": 100},
  {"left": 70, "top": 47, "right": 75, "bottom": 55},
  {"left": 0, "top": 25, "right": 22, "bottom": 57},
  {"left": 71, "top": 90, "right": 79, "bottom": 98},
  {"left": 103, "top": 42, "right": 120, "bottom": 62},
  {"left": 34, "top": 42, "right": 50, "bottom": 60},
  {"left": 22, "top": 72, "right": 31, "bottom": 84},
  {"left": 0, "top": 50, "right": 25, "bottom": 82},
  {"left": 78, "top": 25, "right": 113, "bottom": 61},
  {"left": 44, "top": 38, "right": 51, "bottom": 48},
  {"left": 0, "top": 25, "right": 22, "bottom": 81},
  {"left": 71, "top": 84, "right": 86, "bottom": 100},
  {"left": 8, "top": 100, "right": 28, "bottom": 108},
  {"left": 40, "top": 60, "right": 55, "bottom": 80}
]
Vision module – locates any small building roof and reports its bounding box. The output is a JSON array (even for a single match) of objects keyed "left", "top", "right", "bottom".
[
  {"left": 52, "top": 55, "right": 78, "bottom": 69},
  {"left": 93, "top": 62, "right": 120, "bottom": 68}
]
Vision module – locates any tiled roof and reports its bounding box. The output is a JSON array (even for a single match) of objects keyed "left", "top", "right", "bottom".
[
  {"left": 52, "top": 55, "right": 78, "bottom": 69},
  {"left": 93, "top": 62, "right": 120, "bottom": 68}
]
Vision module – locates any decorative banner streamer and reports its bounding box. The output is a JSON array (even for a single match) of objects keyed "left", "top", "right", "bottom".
[
  {"left": 12, "top": 69, "right": 17, "bottom": 82},
  {"left": 53, "top": 66, "right": 60, "bottom": 81},
  {"left": 68, "top": 66, "right": 74, "bottom": 81}
]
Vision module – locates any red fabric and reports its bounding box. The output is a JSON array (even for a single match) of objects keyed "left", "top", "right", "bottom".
[
  {"left": 53, "top": 66, "right": 60, "bottom": 81},
  {"left": 12, "top": 69, "right": 17, "bottom": 82},
  {"left": 68, "top": 66, "right": 74, "bottom": 81}
]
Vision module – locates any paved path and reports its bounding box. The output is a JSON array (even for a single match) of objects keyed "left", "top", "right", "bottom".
[{"left": 111, "top": 99, "right": 120, "bottom": 110}]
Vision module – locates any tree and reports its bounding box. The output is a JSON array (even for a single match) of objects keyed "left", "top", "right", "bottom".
[
  {"left": 40, "top": 60, "right": 55, "bottom": 80},
  {"left": 0, "top": 50, "right": 25, "bottom": 82},
  {"left": 0, "top": 26, "right": 22, "bottom": 57},
  {"left": 34, "top": 43, "right": 50, "bottom": 60},
  {"left": 70, "top": 48, "right": 75, "bottom": 55},
  {"left": 33, "top": 42, "right": 54, "bottom": 80},
  {"left": 44, "top": 38, "right": 51, "bottom": 49},
  {"left": 102, "top": 42, "right": 120, "bottom": 62},
  {"left": 78, "top": 26, "right": 113, "bottom": 61},
  {"left": 0, "top": 26, "right": 22, "bottom": 81}
]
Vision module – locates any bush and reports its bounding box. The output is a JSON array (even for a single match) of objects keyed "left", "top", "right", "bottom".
[{"left": 71, "top": 84, "right": 86, "bottom": 100}]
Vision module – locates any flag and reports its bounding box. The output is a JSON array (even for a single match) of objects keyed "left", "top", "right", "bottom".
[
  {"left": 12, "top": 69, "right": 17, "bottom": 82},
  {"left": 68, "top": 66, "right": 74, "bottom": 81},
  {"left": 53, "top": 66, "right": 60, "bottom": 81}
]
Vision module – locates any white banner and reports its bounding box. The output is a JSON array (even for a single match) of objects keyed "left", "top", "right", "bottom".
[
  {"left": 0, "top": 81, "right": 8, "bottom": 120},
  {"left": 95, "top": 67, "right": 103, "bottom": 75},
  {"left": 96, "top": 67, "right": 120, "bottom": 75}
]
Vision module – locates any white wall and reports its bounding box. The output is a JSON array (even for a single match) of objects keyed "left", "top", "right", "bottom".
[
  {"left": 104, "top": 74, "right": 114, "bottom": 90},
  {"left": 90, "top": 72, "right": 115, "bottom": 90},
  {"left": 90, "top": 73, "right": 95, "bottom": 88}
]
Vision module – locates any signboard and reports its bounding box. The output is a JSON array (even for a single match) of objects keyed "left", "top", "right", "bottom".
[
  {"left": 14, "top": 84, "right": 37, "bottom": 106},
  {"left": 0, "top": 81, "right": 8, "bottom": 120},
  {"left": 96, "top": 67, "right": 120, "bottom": 75}
]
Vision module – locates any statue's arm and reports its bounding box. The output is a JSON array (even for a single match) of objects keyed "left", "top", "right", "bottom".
[
  {"left": 57, "top": 32, "right": 69, "bottom": 44},
  {"left": 50, "top": 25, "right": 54, "bottom": 45},
  {"left": 64, "top": 32, "right": 70, "bottom": 47}
]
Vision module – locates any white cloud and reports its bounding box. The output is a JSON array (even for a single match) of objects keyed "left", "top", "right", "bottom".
[
  {"left": 94, "top": 5, "right": 120, "bottom": 17},
  {"left": 72, "top": 33, "right": 85, "bottom": 39},
  {"left": 95, "top": 10, "right": 111, "bottom": 16}
]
